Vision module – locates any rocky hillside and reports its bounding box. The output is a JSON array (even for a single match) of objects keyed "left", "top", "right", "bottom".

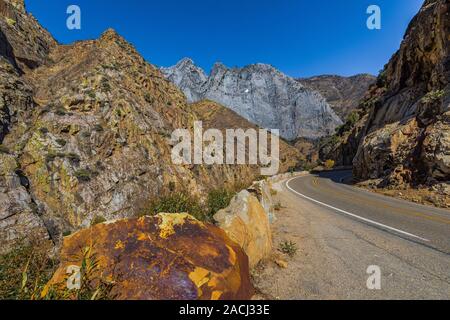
[
  {"left": 162, "top": 59, "right": 343, "bottom": 141},
  {"left": 320, "top": 0, "right": 449, "bottom": 198},
  {"left": 0, "top": 1, "right": 300, "bottom": 253},
  {"left": 353, "top": 0, "right": 449, "bottom": 188},
  {"left": 191, "top": 99, "right": 302, "bottom": 167},
  {"left": 298, "top": 74, "right": 376, "bottom": 120}
]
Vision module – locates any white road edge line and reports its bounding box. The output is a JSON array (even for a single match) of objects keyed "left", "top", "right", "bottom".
[{"left": 285, "top": 177, "right": 431, "bottom": 243}]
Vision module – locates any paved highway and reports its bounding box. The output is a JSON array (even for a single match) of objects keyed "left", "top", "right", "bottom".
[
  {"left": 252, "top": 171, "right": 450, "bottom": 299},
  {"left": 287, "top": 171, "right": 450, "bottom": 254}
]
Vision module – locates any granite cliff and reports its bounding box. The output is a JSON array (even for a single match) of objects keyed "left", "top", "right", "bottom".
[
  {"left": 298, "top": 74, "right": 376, "bottom": 120},
  {"left": 162, "top": 59, "right": 343, "bottom": 140}
]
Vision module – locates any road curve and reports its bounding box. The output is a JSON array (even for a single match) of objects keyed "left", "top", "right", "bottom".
[
  {"left": 286, "top": 171, "right": 450, "bottom": 254},
  {"left": 253, "top": 173, "right": 450, "bottom": 299}
]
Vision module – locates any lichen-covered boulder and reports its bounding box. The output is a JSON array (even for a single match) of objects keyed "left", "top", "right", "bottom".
[
  {"left": 46, "top": 213, "right": 253, "bottom": 300},
  {"left": 214, "top": 191, "right": 272, "bottom": 268}
]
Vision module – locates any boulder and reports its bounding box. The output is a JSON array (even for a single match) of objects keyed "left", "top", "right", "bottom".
[
  {"left": 46, "top": 213, "right": 253, "bottom": 300},
  {"left": 214, "top": 190, "right": 272, "bottom": 268},
  {"left": 248, "top": 180, "right": 275, "bottom": 223}
]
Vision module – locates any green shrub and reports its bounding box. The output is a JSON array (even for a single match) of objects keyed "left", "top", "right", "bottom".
[
  {"left": 376, "top": 69, "right": 387, "bottom": 87},
  {"left": 93, "top": 124, "right": 103, "bottom": 132},
  {"left": 144, "top": 93, "right": 153, "bottom": 103},
  {"left": 62, "top": 230, "right": 71, "bottom": 237},
  {"left": 278, "top": 240, "right": 298, "bottom": 258},
  {"left": 141, "top": 193, "right": 205, "bottom": 221},
  {"left": 55, "top": 108, "right": 66, "bottom": 116},
  {"left": 66, "top": 153, "right": 80, "bottom": 163},
  {"left": 45, "top": 152, "right": 57, "bottom": 162},
  {"left": 6, "top": 18, "right": 16, "bottom": 26},
  {"left": 80, "top": 131, "right": 91, "bottom": 139},
  {"left": 138, "top": 189, "right": 235, "bottom": 223},
  {"left": 324, "top": 159, "right": 335, "bottom": 170},
  {"left": 346, "top": 111, "right": 360, "bottom": 126},
  {"left": 0, "top": 144, "right": 10, "bottom": 154},
  {"left": 55, "top": 138, "right": 67, "bottom": 147},
  {"left": 421, "top": 90, "right": 445, "bottom": 105},
  {"left": 91, "top": 216, "right": 107, "bottom": 226},
  {"left": 206, "top": 189, "right": 235, "bottom": 219},
  {"left": 297, "top": 159, "right": 316, "bottom": 172},
  {"left": 74, "top": 169, "right": 91, "bottom": 182},
  {"left": 273, "top": 201, "right": 282, "bottom": 211},
  {"left": 86, "top": 91, "right": 96, "bottom": 99}
]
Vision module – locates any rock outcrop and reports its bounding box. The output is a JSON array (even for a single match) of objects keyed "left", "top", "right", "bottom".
[
  {"left": 46, "top": 214, "right": 253, "bottom": 300},
  {"left": 0, "top": 152, "right": 49, "bottom": 253},
  {"left": 214, "top": 190, "right": 272, "bottom": 269},
  {"left": 0, "top": 0, "right": 56, "bottom": 71},
  {"left": 353, "top": 0, "right": 450, "bottom": 186},
  {"left": 162, "top": 59, "right": 343, "bottom": 140},
  {"left": 298, "top": 74, "right": 376, "bottom": 120},
  {"left": 0, "top": 0, "right": 55, "bottom": 252}
]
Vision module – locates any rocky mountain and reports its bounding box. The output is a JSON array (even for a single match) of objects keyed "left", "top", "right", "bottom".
[
  {"left": 320, "top": 0, "right": 449, "bottom": 201},
  {"left": 162, "top": 59, "right": 343, "bottom": 141},
  {"left": 0, "top": 1, "right": 300, "bottom": 253},
  {"left": 353, "top": 0, "right": 449, "bottom": 187},
  {"left": 298, "top": 74, "right": 376, "bottom": 120}
]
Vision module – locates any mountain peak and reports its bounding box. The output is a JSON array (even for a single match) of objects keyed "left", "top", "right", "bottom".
[
  {"left": 176, "top": 57, "right": 195, "bottom": 66},
  {"left": 210, "top": 61, "right": 228, "bottom": 75},
  {"left": 100, "top": 28, "right": 122, "bottom": 41},
  {"left": 163, "top": 59, "right": 342, "bottom": 140},
  {"left": 4, "top": 0, "right": 25, "bottom": 12}
]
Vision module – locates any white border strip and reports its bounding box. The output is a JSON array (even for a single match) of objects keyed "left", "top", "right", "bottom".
[{"left": 286, "top": 177, "right": 430, "bottom": 242}]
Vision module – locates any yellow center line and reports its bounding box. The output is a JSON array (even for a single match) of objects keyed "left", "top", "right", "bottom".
[{"left": 309, "top": 177, "right": 450, "bottom": 225}]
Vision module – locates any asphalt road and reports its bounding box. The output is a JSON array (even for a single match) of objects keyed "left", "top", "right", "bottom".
[
  {"left": 287, "top": 171, "right": 450, "bottom": 254},
  {"left": 255, "top": 171, "right": 450, "bottom": 299}
]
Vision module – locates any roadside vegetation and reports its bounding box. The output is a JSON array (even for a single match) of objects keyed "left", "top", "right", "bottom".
[
  {"left": 278, "top": 240, "right": 298, "bottom": 258},
  {"left": 0, "top": 241, "right": 115, "bottom": 300},
  {"left": 0, "top": 240, "right": 57, "bottom": 300},
  {"left": 324, "top": 159, "right": 335, "bottom": 170},
  {"left": 137, "top": 188, "right": 236, "bottom": 223}
]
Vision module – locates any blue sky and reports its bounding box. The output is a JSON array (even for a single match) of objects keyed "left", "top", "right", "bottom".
[{"left": 26, "top": 0, "right": 423, "bottom": 77}]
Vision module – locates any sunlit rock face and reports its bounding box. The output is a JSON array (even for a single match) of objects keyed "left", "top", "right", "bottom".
[
  {"left": 353, "top": 0, "right": 450, "bottom": 185},
  {"left": 298, "top": 74, "right": 376, "bottom": 120},
  {"left": 214, "top": 190, "right": 272, "bottom": 269},
  {"left": 46, "top": 214, "right": 254, "bottom": 300},
  {"left": 162, "top": 60, "right": 343, "bottom": 141}
]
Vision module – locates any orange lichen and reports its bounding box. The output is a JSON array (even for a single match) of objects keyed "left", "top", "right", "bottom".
[
  {"left": 45, "top": 215, "right": 254, "bottom": 300},
  {"left": 157, "top": 213, "right": 192, "bottom": 238},
  {"left": 114, "top": 240, "right": 124, "bottom": 250}
]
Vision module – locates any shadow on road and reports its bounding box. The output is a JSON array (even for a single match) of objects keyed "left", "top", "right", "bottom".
[{"left": 314, "top": 169, "right": 354, "bottom": 185}]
